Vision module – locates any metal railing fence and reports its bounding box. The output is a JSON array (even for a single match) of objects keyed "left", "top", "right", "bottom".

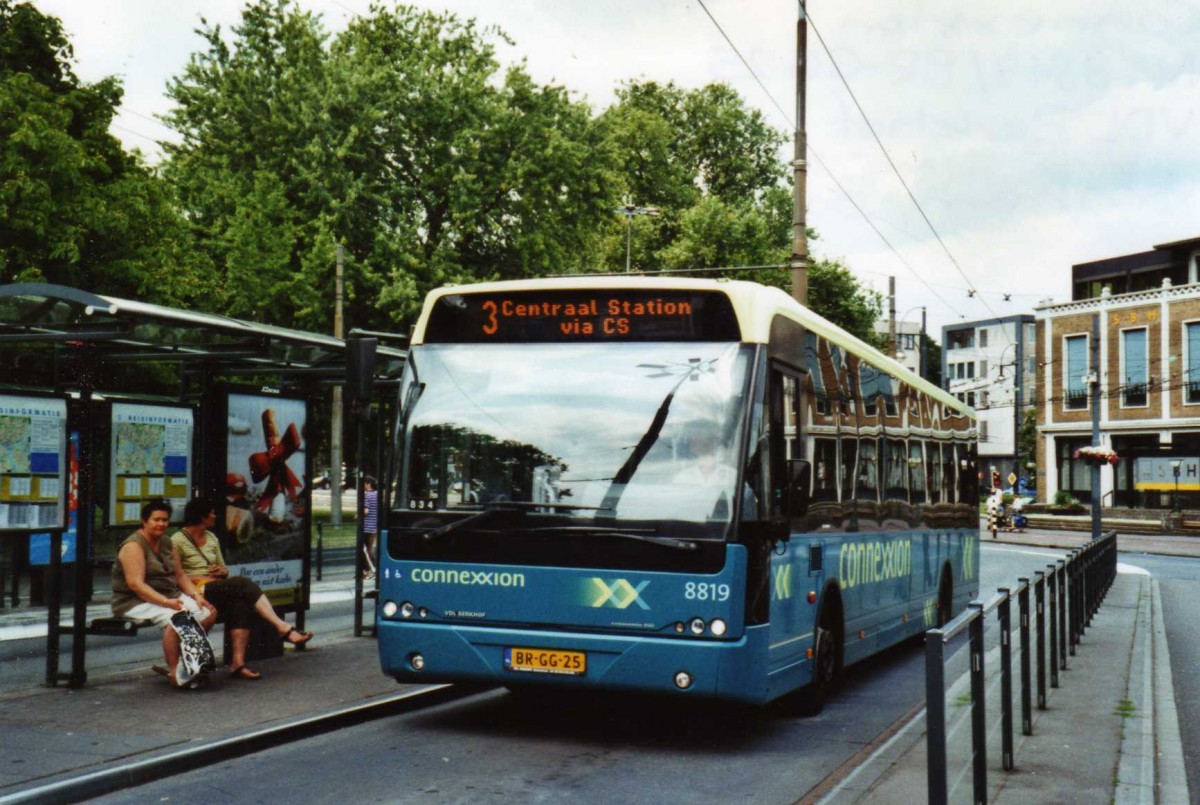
[{"left": 925, "top": 531, "right": 1118, "bottom": 805}]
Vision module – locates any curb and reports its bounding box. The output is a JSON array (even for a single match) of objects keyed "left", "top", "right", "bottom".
[
  {"left": 0, "top": 684, "right": 478, "bottom": 805},
  {"left": 1113, "top": 576, "right": 1189, "bottom": 805}
]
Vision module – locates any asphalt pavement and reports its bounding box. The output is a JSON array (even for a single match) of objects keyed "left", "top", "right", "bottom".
[{"left": 0, "top": 527, "right": 1195, "bottom": 804}]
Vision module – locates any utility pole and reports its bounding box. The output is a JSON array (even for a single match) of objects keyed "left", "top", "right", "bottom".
[
  {"left": 1013, "top": 321, "right": 1024, "bottom": 488},
  {"left": 888, "top": 276, "right": 897, "bottom": 358},
  {"left": 919, "top": 306, "right": 928, "bottom": 381},
  {"left": 1090, "top": 313, "right": 1100, "bottom": 539},
  {"left": 331, "top": 244, "right": 344, "bottom": 526},
  {"left": 790, "top": 2, "right": 809, "bottom": 306}
]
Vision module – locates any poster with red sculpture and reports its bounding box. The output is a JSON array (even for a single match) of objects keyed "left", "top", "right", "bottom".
[{"left": 223, "top": 391, "right": 309, "bottom": 607}]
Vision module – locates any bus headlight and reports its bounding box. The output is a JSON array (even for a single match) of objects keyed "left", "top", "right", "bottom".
[
  {"left": 400, "top": 602, "right": 415, "bottom": 618},
  {"left": 409, "top": 653, "right": 425, "bottom": 671},
  {"left": 674, "top": 671, "right": 693, "bottom": 690},
  {"left": 710, "top": 618, "right": 727, "bottom": 637},
  {"left": 381, "top": 600, "right": 399, "bottom": 618},
  {"left": 689, "top": 617, "right": 705, "bottom": 635}
]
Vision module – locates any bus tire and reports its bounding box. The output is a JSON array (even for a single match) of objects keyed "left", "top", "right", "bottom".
[
  {"left": 937, "top": 566, "right": 953, "bottom": 627},
  {"left": 779, "top": 599, "right": 843, "bottom": 717}
]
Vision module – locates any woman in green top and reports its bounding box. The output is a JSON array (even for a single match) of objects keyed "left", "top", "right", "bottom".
[{"left": 172, "top": 497, "right": 312, "bottom": 680}]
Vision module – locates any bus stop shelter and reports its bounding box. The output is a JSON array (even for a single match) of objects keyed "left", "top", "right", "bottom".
[{"left": 0, "top": 283, "right": 405, "bottom": 686}]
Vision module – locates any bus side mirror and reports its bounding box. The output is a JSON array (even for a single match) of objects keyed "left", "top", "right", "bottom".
[{"left": 787, "top": 459, "right": 811, "bottom": 518}]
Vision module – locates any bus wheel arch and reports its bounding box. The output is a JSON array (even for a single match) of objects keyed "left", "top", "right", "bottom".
[{"left": 779, "top": 582, "right": 844, "bottom": 716}]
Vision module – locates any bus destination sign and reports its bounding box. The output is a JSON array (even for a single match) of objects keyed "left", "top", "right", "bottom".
[{"left": 424, "top": 289, "right": 740, "bottom": 343}]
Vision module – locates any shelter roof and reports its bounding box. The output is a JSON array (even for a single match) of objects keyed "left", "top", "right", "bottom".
[{"left": 0, "top": 283, "right": 406, "bottom": 390}]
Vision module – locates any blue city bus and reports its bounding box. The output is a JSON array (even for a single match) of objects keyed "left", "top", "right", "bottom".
[{"left": 376, "top": 277, "right": 979, "bottom": 711}]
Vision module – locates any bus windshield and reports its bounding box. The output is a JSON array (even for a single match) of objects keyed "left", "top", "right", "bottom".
[{"left": 401, "top": 341, "right": 752, "bottom": 529}]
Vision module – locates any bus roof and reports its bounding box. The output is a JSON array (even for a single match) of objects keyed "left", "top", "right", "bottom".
[{"left": 413, "top": 276, "right": 972, "bottom": 418}]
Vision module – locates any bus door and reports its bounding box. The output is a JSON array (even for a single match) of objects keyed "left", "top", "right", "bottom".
[{"left": 765, "top": 366, "right": 816, "bottom": 676}]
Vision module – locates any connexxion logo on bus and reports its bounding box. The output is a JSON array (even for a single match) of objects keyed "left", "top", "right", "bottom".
[{"left": 409, "top": 568, "right": 527, "bottom": 587}]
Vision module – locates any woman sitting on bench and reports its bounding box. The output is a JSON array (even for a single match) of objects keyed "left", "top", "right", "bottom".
[
  {"left": 112, "top": 499, "right": 218, "bottom": 687},
  {"left": 172, "top": 497, "right": 313, "bottom": 681}
]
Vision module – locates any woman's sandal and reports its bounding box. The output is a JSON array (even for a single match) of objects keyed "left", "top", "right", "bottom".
[
  {"left": 281, "top": 627, "right": 313, "bottom": 646},
  {"left": 229, "top": 665, "right": 262, "bottom": 681}
]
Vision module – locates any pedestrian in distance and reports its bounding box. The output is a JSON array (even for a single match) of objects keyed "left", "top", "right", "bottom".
[
  {"left": 111, "top": 499, "right": 217, "bottom": 687},
  {"left": 986, "top": 487, "right": 1003, "bottom": 539},
  {"left": 362, "top": 476, "right": 379, "bottom": 580},
  {"left": 172, "top": 497, "right": 313, "bottom": 681}
]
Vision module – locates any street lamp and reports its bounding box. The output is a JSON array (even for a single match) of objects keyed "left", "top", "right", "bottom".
[
  {"left": 1170, "top": 458, "right": 1183, "bottom": 513},
  {"left": 615, "top": 203, "right": 660, "bottom": 273}
]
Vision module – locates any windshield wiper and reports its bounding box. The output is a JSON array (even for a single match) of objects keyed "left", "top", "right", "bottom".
[
  {"left": 528, "top": 525, "right": 698, "bottom": 551},
  {"left": 421, "top": 501, "right": 603, "bottom": 542}
]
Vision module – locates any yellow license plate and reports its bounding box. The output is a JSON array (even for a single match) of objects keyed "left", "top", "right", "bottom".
[{"left": 504, "top": 647, "right": 586, "bottom": 676}]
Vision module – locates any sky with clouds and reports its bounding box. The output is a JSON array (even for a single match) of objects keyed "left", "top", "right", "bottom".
[{"left": 32, "top": 0, "right": 1200, "bottom": 338}]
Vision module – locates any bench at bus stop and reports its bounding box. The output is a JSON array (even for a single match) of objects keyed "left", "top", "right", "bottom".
[{"left": 85, "top": 597, "right": 301, "bottom": 665}]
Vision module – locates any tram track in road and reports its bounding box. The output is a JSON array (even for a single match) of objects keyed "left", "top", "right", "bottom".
[{"left": 0, "top": 684, "right": 492, "bottom": 805}]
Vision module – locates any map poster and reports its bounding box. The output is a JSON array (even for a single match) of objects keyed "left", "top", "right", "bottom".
[
  {"left": 0, "top": 394, "right": 67, "bottom": 532},
  {"left": 109, "top": 403, "right": 194, "bottom": 526},
  {"left": 222, "top": 391, "right": 309, "bottom": 606}
]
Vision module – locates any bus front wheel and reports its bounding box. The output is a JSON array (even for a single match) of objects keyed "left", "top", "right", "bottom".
[{"left": 779, "top": 612, "right": 842, "bottom": 716}]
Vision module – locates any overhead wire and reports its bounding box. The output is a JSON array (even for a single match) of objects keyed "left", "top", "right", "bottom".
[
  {"left": 796, "top": 0, "right": 1010, "bottom": 344},
  {"left": 694, "top": 0, "right": 958, "bottom": 318}
]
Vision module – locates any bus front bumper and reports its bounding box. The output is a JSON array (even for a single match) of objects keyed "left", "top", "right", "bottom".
[{"left": 377, "top": 620, "right": 779, "bottom": 704}]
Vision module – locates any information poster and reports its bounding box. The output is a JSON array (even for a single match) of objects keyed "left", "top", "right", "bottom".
[
  {"left": 31, "top": 432, "right": 79, "bottom": 564},
  {"left": 109, "top": 403, "right": 193, "bottom": 525},
  {"left": 222, "top": 392, "right": 308, "bottom": 606},
  {"left": 0, "top": 394, "right": 67, "bottom": 532}
]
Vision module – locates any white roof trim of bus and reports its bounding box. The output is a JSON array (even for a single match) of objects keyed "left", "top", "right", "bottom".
[{"left": 414, "top": 276, "right": 972, "bottom": 418}]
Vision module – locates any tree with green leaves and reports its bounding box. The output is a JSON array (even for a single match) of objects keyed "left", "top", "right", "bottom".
[
  {"left": 596, "top": 79, "right": 883, "bottom": 346},
  {"left": 0, "top": 0, "right": 203, "bottom": 302},
  {"left": 595, "top": 80, "right": 787, "bottom": 274},
  {"left": 162, "top": 0, "right": 617, "bottom": 331},
  {"left": 1018, "top": 407, "right": 1037, "bottom": 474}
]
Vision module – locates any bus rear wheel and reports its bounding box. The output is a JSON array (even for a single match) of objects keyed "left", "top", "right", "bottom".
[{"left": 937, "top": 568, "right": 953, "bottom": 627}]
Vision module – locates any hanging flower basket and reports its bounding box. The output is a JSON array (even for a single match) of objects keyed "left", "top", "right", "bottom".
[{"left": 1073, "top": 446, "right": 1120, "bottom": 467}]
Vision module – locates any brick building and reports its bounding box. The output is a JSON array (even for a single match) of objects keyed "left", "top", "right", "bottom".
[{"left": 1034, "top": 236, "right": 1200, "bottom": 507}]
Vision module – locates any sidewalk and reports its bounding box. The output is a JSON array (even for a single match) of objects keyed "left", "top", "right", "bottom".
[
  {"left": 979, "top": 518, "right": 1200, "bottom": 559},
  {"left": 0, "top": 528, "right": 1194, "bottom": 803},
  {"left": 0, "top": 572, "right": 409, "bottom": 802}
]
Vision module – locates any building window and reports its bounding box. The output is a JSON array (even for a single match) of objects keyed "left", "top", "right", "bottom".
[
  {"left": 966, "top": 391, "right": 976, "bottom": 408},
  {"left": 980, "top": 421, "right": 989, "bottom": 441},
  {"left": 1121, "top": 328, "right": 1148, "bottom": 407},
  {"left": 947, "top": 330, "right": 974, "bottom": 350},
  {"left": 967, "top": 363, "right": 975, "bottom": 379},
  {"left": 1057, "top": 437, "right": 1093, "bottom": 503},
  {"left": 1186, "top": 322, "right": 1200, "bottom": 404},
  {"left": 979, "top": 359, "right": 988, "bottom": 378},
  {"left": 979, "top": 328, "right": 988, "bottom": 348},
  {"left": 980, "top": 390, "right": 989, "bottom": 408},
  {"left": 1064, "top": 334, "right": 1089, "bottom": 410},
  {"left": 956, "top": 363, "right": 965, "bottom": 380}
]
